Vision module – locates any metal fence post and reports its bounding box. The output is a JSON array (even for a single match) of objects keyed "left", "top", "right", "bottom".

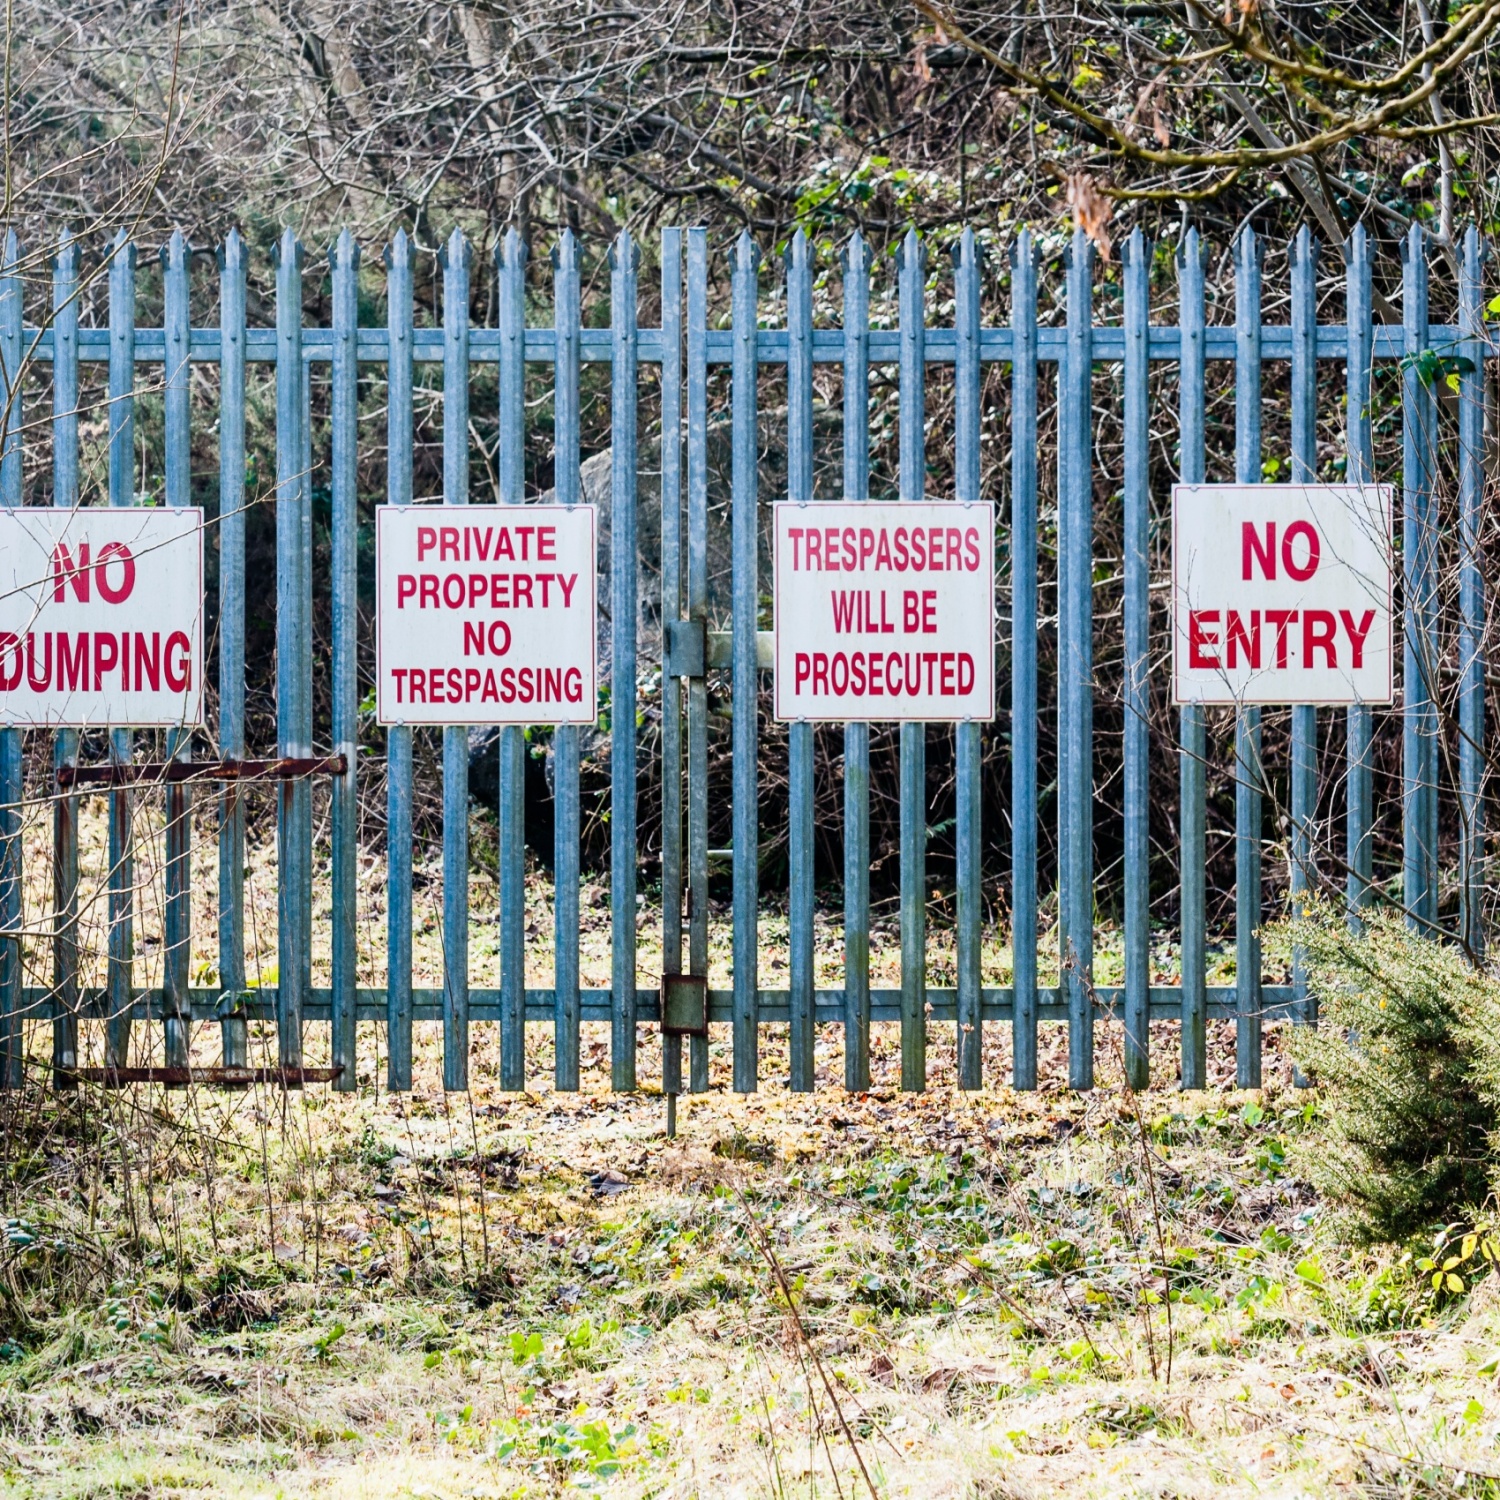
[
  {"left": 610, "top": 231, "right": 641, "bottom": 1092},
  {"left": 1233, "top": 226, "right": 1264, "bottom": 1090},
  {"left": 552, "top": 229, "right": 583, "bottom": 1090},
  {"left": 841, "top": 231, "right": 871, "bottom": 1093},
  {"left": 1289, "top": 226, "right": 1318, "bottom": 1075},
  {"left": 0, "top": 233, "right": 22, "bottom": 1087},
  {"left": 217, "top": 230, "right": 249, "bottom": 1072},
  {"left": 161, "top": 229, "right": 193, "bottom": 1076},
  {"left": 952, "top": 227, "right": 983, "bottom": 1091},
  {"left": 329, "top": 228, "right": 360, "bottom": 1091},
  {"left": 274, "top": 227, "right": 307, "bottom": 1077},
  {"left": 1177, "top": 230, "right": 1207, "bottom": 1092},
  {"left": 1010, "top": 231, "right": 1039, "bottom": 1090},
  {"left": 51, "top": 233, "right": 80, "bottom": 1089},
  {"left": 440, "top": 226, "right": 472, "bottom": 1092},
  {"left": 1459, "top": 225, "right": 1487, "bottom": 959},
  {"left": 898, "top": 228, "right": 928, "bottom": 1093},
  {"left": 685, "top": 229, "right": 711, "bottom": 1095},
  {"left": 786, "top": 229, "right": 815, "bottom": 1093},
  {"left": 659, "top": 227, "right": 685, "bottom": 1103},
  {"left": 385, "top": 230, "right": 416, "bottom": 1091},
  {"left": 1121, "top": 228, "right": 1151, "bottom": 1091},
  {"left": 731, "top": 230, "right": 760, "bottom": 1094},
  {"left": 105, "top": 230, "right": 136, "bottom": 1081},
  {"left": 1060, "top": 229, "right": 1095, "bottom": 1091},
  {"left": 1401, "top": 226, "right": 1439, "bottom": 934},
  {"left": 498, "top": 227, "right": 528, "bottom": 1092}
]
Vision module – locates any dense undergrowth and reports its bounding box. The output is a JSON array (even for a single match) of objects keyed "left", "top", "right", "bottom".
[{"left": 0, "top": 1018, "right": 1495, "bottom": 1498}]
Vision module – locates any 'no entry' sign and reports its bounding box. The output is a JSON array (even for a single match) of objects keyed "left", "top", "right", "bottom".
[
  {"left": 1172, "top": 483, "right": 1393, "bottom": 706},
  {"left": 0, "top": 507, "right": 203, "bottom": 728},
  {"left": 376, "top": 505, "right": 597, "bottom": 726},
  {"left": 773, "top": 500, "right": 995, "bottom": 722}
]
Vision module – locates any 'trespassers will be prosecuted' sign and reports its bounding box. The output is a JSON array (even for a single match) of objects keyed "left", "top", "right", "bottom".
[
  {"left": 773, "top": 500, "right": 995, "bottom": 722},
  {"left": 376, "top": 505, "right": 597, "bottom": 726}
]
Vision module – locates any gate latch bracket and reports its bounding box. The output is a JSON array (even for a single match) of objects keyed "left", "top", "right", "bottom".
[{"left": 664, "top": 619, "right": 706, "bottom": 678}]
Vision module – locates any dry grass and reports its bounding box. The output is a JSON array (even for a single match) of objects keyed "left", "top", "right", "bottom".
[{"left": 0, "top": 803, "right": 1492, "bottom": 1497}]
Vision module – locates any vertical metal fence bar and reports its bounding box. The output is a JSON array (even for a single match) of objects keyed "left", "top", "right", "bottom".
[
  {"left": 51, "top": 234, "right": 79, "bottom": 1088},
  {"left": 329, "top": 230, "right": 359, "bottom": 1091},
  {"left": 952, "top": 228, "right": 983, "bottom": 1091},
  {"left": 1060, "top": 229, "right": 1095, "bottom": 1091},
  {"left": 898, "top": 228, "right": 927, "bottom": 1093},
  {"left": 551, "top": 229, "right": 583, "bottom": 1091},
  {"left": 731, "top": 230, "right": 760, "bottom": 1094},
  {"left": 498, "top": 228, "right": 528, "bottom": 1092},
  {"left": 841, "top": 231, "right": 871, "bottom": 1093},
  {"left": 1121, "top": 228, "right": 1150, "bottom": 1091},
  {"left": 1289, "top": 227, "right": 1318, "bottom": 1070},
  {"left": 786, "top": 229, "right": 815, "bottom": 1093},
  {"left": 217, "top": 231, "right": 248, "bottom": 1071},
  {"left": 440, "top": 227, "right": 471, "bottom": 1092},
  {"left": 298, "top": 341, "right": 314, "bottom": 1054},
  {"left": 0, "top": 233, "right": 21, "bottom": 1086},
  {"left": 161, "top": 230, "right": 192, "bottom": 1074},
  {"left": 685, "top": 229, "right": 710, "bottom": 1095},
  {"left": 1401, "top": 226, "right": 1439, "bottom": 934},
  {"left": 385, "top": 231, "right": 415, "bottom": 1091},
  {"left": 1233, "top": 227, "right": 1263, "bottom": 1090},
  {"left": 659, "top": 227, "right": 684, "bottom": 1100},
  {"left": 1177, "top": 232, "right": 1207, "bottom": 1091},
  {"left": 105, "top": 230, "right": 136, "bottom": 1078},
  {"left": 1459, "top": 225, "right": 1486, "bottom": 959},
  {"left": 1344, "top": 226, "right": 1374, "bottom": 923},
  {"left": 274, "top": 229, "right": 306, "bottom": 1075},
  {"left": 1010, "top": 232, "right": 1039, "bottom": 1090},
  {"left": 610, "top": 231, "right": 640, "bottom": 1092}
]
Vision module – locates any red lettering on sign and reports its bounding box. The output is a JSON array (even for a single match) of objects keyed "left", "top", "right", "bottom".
[
  {"left": 1188, "top": 610, "right": 1220, "bottom": 668},
  {"left": 1226, "top": 610, "right": 1260, "bottom": 670},
  {"left": 1340, "top": 608, "right": 1376, "bottom": 667},
  {"left": 1303, "top": 609, "right": 1338, "bottom": 666},
  {"left": 52, "top": 543, "right": 89, "bottom": 602},
  {"left": 1242, "top": 522, "right": 1277, "bottom": 580},
  {"left": 93, "top": 632, "right": 118, "bottom": 690},
  {"left": 164, "top": 632, "right": 192, "bottom": 692},
  {"left": 56, "top": 632, "right": 88, "bottom": 692},
  {"left": 95, "top": 542, "right": 134, "bottom": 603},
  {"left": 1266, "top": 609, "right": 1298, "bottom": 669},
  {"left": 1282, "top": 520, "right": 1320, "bottom": 581},
  {"left": 135, "top": 632, "right": 160, "bottom": 691}
]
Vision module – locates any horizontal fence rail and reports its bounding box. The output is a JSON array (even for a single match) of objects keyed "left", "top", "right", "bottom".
[{"left": 0, "top": 219, "right": 1485, "bottom": 1095}]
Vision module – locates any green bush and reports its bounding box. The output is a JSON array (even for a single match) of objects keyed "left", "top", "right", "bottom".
[{"left": 1286, "top": 906, "right": 1500, "bottom": 1245}]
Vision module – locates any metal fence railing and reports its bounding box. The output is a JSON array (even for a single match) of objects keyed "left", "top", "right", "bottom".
[{"left": 0, "top": 219, "right": 1484, "bottom": 1094}]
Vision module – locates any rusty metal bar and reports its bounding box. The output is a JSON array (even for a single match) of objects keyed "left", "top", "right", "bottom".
[
  {"left": 62, "top": 1066, "right": 343, "bottom": 1087},
  {"left": 58, "top": 756, "right": 347, "bottom": 790}
]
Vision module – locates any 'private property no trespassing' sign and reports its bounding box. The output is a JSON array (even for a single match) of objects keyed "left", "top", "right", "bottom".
[
  {"left": 375, "top": 504, "right": 597, "bottom": 727},
  {"left": 1172, "top": 483, "right": 1394, "bottom": 706}
]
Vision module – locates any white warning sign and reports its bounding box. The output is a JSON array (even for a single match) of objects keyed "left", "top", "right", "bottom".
[
  {"left": 376, "top": 505, "right": 597, "bottom": 726},
  {"left": 773, "top": 501, "right": 995, "bottom": 722},
  {"left": 1172, "top": 483, "right": 1394, "bottom": 706},
  {"left": 0, "top": 507, "right": 203, "bottom": 728}
]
